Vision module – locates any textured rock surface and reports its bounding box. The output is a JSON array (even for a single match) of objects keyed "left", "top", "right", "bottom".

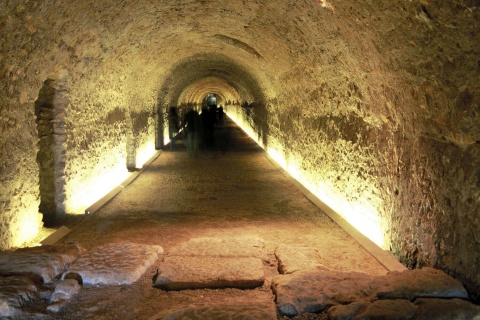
[
  {"left": 0, "top": 243, "right": 85, "bottom": 283},
  {"left": 327, "top": 301, "right": 370, "bottom": 320},
  {"left": 169, "top": 236, "right": 267, "bottom": 261},
  {"left": 272, "top": 267, "right": 469, "bottom": 316},
  {"left": 414, "top": 298, "right": 480, "bottom": 320},
  {"left": 49, "top": 279, "right": 81, "bottom": 303},
  {"left": 275, "top": 244, "right": 329, "bottom": 274},
  {"left": 376, "top": 267, "right": 469, "bottom": 300},
  {"left": 148, "top": 303, "right": 277, "bottom": 320},
  {"left": 0, "top": 0, "right": 479, "bottom": 302},
  {"left": 63, "top": 242, "right": 163, "bottom": 286},
  {"left": 327, "top": 298, "right": 480, "bottom": 320},
  {"left": 354, "top": 299, "right": 417, "bottom": 320},
  {"left": 46, "top": 279, "right": 81, "bottom": 313},
  {"left": 154, "top": 256, "right": 265, "bottom": 290},
  {"left": 272, "top": 270, "right": 375, "bottom": 316},
  {"left": 0, "top": 276, "right": 39, "bottom": 317}
]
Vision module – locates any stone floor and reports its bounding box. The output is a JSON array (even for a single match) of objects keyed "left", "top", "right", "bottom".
[{"left": 1, "top": 117, "right": 479, "bottom": 319}]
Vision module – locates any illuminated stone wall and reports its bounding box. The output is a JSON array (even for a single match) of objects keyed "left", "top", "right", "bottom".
[
  {"left": 0, "top": 0, "right": 478, "bottom": 300},
  {"left": 226, "top": 1, "right": 480, "bottom": 300},
  {"left": 0, "top": 1, "right": 161, "bottom": 246}
]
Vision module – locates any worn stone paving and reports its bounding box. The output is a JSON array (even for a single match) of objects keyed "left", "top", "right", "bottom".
[
  {"left": 155, "top": 255, "right": 265, "bottom": 290},
  {"left": 1, "top": 241, "right": 479, "bottom": 319},
  {"left": 1, "top": 118, "right": 480, "bottom": 319},
  {"left": 275, "top": 244, "right": 329, "bottom": 274},
  {"left": 0, "top": 276, "right": 39, "bottom": 317},
  {"left": 62, "top": 242, "right": 163, "bottom": 286},
  {"left": 154, "top": 236, "right": 267, "bottom": 290},
  {"left": 168, "top": 236, "right": 268, "bottom": 261},
  {"left": 148, "top": 303, "right": 278, "bottom": 320},
  {"left": 272, "top": 267, "right": 473, "bottom": 317},
  {"left": 0, "top": 243, "right": 85, "bottom": 283}
]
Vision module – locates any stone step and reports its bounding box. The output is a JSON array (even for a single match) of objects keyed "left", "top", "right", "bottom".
[
  {"left": 63, "top": 242, "right": 164, "bottom": 286},
  {"left": 154, "top": 255, "right": 265, "bottom": 290}
]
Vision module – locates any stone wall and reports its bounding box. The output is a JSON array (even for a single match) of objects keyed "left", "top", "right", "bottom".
[
  {"left": 0, "top": 0, "right": 161, "bottom": 246},
  {"left": 229, "top": 0, "right": 480, "bottom": 300}
]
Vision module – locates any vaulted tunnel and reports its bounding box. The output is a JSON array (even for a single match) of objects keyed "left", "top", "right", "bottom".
[
  {"left": 160, "top": 53, "right": 266, "bottom": 107},
  {"left": 1, "top": 0, "right": 479, "bottom": 303}
]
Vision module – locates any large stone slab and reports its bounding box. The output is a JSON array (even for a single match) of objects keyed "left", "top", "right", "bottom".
[
  {"left": 272, "top": 267, "right": 470, "bottom": 317},
  {"left": 272, "top": 269, "right": 375, "bottom": 316},
  {"left": 63, "top": 242, "right": 163, "bottom": 286},
  {"left": 377, "top": 267, "right": 469, "bottom": 300},
  {"left": 274, "top": 244, "right": 328, "bottom": 274},
  {"left": 148, "top": 303, "right": 277, "bottom": 320},
  {"left": 154, "top": 256, "right": 265, "bottom": 290},
  {"left": 0, "top": 276, "right": 39, "bottom": 317},
  {"left": 0, "top": 243, "right": 85, "bottom": 283},
  {"left": 169, "top": 236, "right": 268, "bottom": 261}
]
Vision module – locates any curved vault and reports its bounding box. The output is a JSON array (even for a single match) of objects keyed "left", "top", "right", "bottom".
[
  {"left": 158, "top": 52, "right": 266, "bottom": 108},
  {"left": 178, "top": 77, "right": 240, "bottom": 106}
]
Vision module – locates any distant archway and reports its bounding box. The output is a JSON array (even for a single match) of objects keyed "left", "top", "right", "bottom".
[{"left": 204, "top": 93, "right": 217, "bottom": 106}]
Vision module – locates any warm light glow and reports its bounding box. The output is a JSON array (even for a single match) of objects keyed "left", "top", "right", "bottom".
[
  {"left": 308, "top": 179, "right": 385, "bottom": 248},
  {"left": 227, "top": 109, "right": 265, "bottom": 149},
  {"left": 13, "top": 195, "right": 43, "bottom": 247},
  {"left": 226, "top": 107, "right": 387, "bottom": 249},
  {"left": 136, "top": 141, "right": 156, "bottom": 169},
  {"left": 66, "top": 162, "right": 130, "bottom": 214}
]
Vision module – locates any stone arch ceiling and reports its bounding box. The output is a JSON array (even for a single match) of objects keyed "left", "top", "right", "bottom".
[
  {"left": 159, "top": 53, "right": 266, "bottom": 107},
  {"left": 177, "top": 77, "right": 241, "bottom": 105}
]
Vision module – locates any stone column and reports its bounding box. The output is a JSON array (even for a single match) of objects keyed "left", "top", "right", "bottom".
[
  {"left": 126, "top": 117, "right": 136, "bottom": 171},
  {"left": 35, "top": 79, "right": 68, "bottom": 225},
  {"left": 155, "top": 105, "right": 164, "bottom": 150}
]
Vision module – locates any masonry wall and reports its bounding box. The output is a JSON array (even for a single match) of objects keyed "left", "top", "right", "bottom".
[
  {"left": 229, "top": 1, "right": 480, "bottom": 300},
  {"left": 0, "top": 1, "right": 160, "bottom": 247}
]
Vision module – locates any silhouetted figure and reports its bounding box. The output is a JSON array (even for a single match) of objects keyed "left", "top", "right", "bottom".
[
  {"left": 167, "top": 106, "right": 180, "bottom": 150},
  {"left": 201, "top": 107, "right": 215, "bottom": 148},
  {"left": 183, "top": 107, "right": 201, "bottom": 156}
]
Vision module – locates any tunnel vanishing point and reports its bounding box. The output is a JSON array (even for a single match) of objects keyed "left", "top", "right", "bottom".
[{"left": 0, "top": 0, "right": 479, "bottom": 302}]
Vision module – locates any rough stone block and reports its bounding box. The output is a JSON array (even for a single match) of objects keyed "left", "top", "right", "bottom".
[
  {"left": 148, "top": 303, "right": 277, "bottom": 320},
  {"left": 169, "top": 236, "right": 268, "bottom": 261},
  {"left": 0, "top": 243, "right": 85, "bottom": 283},
  {"left": 414, "top": 298, "right": 480, "bottom": 319},
  {"left": 50, "top": 279, "right": 81, "bottom": 303},
  {"left": 272, "top": 269, "right": 375, "bottom": 316},
  {"left": 327, "top": 301, "right": 369, "bottom": 320},
  {"left": 274, "top": 244, "right": 329, "bottom": 274},
  {"left": 154, "top": 256, "right": 265, "bottom": 290},
  {"left": 63, "top": 242, "right": 163, "bottom": 286},
  {"left": 0, "top": 276, "right": 39, "bottom": 317},
  {"left": 376, "top": 267, "right": 469, "bottom": 300},
  {"left": 272, "top": 267, "right": 471, "bottom": 317}
]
